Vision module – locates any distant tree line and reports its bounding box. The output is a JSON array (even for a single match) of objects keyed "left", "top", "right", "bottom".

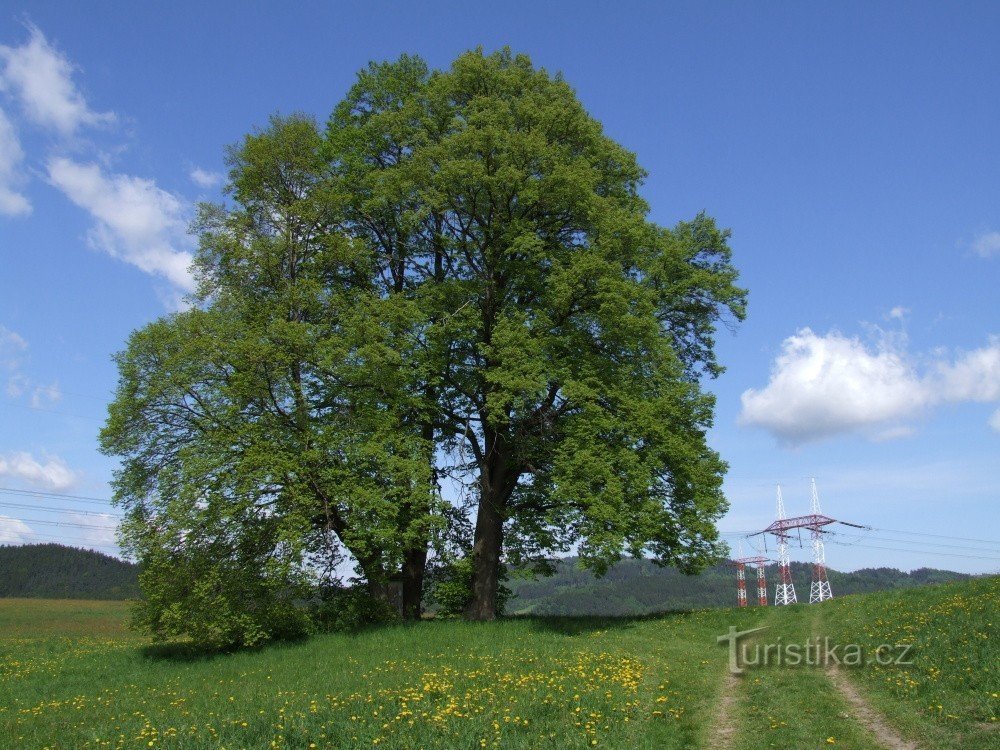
[
  {"left": 0, "top": 544, "right": 971, "bottom": 617},
  {"left": 505, "top": 558, "right": 972, "bottom": 616}
]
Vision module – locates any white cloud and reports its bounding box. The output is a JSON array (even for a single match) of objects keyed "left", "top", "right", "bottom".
[
  {"left": 740, "top": 328, "right": 926, "bottom": 444},
  {"left": 0, "top": 515, "right": 34, "bottom": 544},
  {"left": 67, "top": 510, "right": 118, "bottom": 547},
  {"left": 1, "top": 328, "right": 64, "bottom": 405},
  {"left": 0, "top": 324, "right": 28, "bottom": 396},
  {"left": 887, "top": 306, "right": 909, "bottom": 321},
  {"left": 47, "top": 157, "right": 195, "bottom": 290},
  {"left": 0, "top": 324, "right": 27, "bottom": 368},
  {"left": 30, "top": 381, "right": 61, "bottom": 408},
  {"left": 0, "top": 107, "right": 30, "bottom": 216},
  {"left": 0, "top": 23, "right": 114, "bottom": 136},
  {"left": 5, "top": 372, "right": 27, "bottom": 397},
  {"left": 740, "top": 328, "right": 1000, "bottom": 444},
  {"left": 934, "top": 337, "right": 1000, "bottom": 402},
  {"left": 189, "top": 167, "right": 222, "bottom": 189},
  {"left": 0, "top": 451, "right": 77, "bottom": 491},
  {"left": 972, "top": 231, "right": 1000, "bottom": 259}
]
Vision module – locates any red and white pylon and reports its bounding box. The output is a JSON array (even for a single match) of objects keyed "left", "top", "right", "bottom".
[
  {"left": 756, "top": 561, "right": 768, "bottom": 606},
  {"left": 735, "top": 541, "right": 748, "bottom": 607},
  {"left": 774, "top": 485, "right": 798, "bottom": 606},
  {"left": 733, "top": 541, "right": 770, "bottom": 608},
  {"left": 808, "top": 478, "right": 834, "bottom": 603}
]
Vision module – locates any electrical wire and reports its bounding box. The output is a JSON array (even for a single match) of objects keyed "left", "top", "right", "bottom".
[
  {"left": 825, "top": 539, "right": 1000, "bottom": 562},
  {"left": 0, "top": 486, "right": 114, "bottom": 506},
  {"left": 0, "top": 516, "right": 118, "bottom": 532},
  {"left": 822, "top": 529, "right": 1000, "bottom": 555},
  {"left": 0, "top": 501, "right": 122, "bottom": 518},
  {"left": 867, "top": 526, "right": 1000, "bottom": 547}
]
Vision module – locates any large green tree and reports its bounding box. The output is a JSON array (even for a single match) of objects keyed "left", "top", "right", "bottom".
[
  {"left": 101, "top": 116, "right": 437, "bottom": 645},
  {"left": 327, "top": 50, "right": 746, "bottom": 620},
  {"left": 102, "top": 49, "right": 746, "bottom": 641}
]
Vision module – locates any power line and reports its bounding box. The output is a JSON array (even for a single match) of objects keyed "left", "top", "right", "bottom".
[
  {"left": 3, "top": 400, "right": 105, "bottom": 422},
  {"left": 0, "top": 501, "right": 122, "bottom": 519},
  {"left": 868, "top": 526, "right": 1000, "bottom": 547},
  {"left": 823, "top": 529, "right": 1000, "bottom": 555},
  {"left": 0, "top": 486, "right": 114, "bottom": 506},
  {"left": 0, "top": 516, "right": 118, "bottom": 532},
  {"left": 825, "top": 539, "right": 1000, "bottom": 562}
]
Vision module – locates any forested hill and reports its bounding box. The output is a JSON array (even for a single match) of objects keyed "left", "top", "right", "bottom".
[
  {"left": 0, "top": 544, "right": 971, "bottom": 610},
  {"left": 0, "top": 544, "right": 139, "bottom": 600},
  {"left": 506, "top": 558, "right": 972, "bottom": 615}
]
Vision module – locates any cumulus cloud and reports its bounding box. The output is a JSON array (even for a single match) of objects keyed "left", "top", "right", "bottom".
[
  {"left": 740, "top": 328, "right": 1000, "bottom": 445},
  {"left": 189, "top": 167, "right": 222, "bottom": 189},
  {"left": 0, "top": 451, "right": 77, "bottom": 491},
  {"left": 0, "top": 23, "right": 114, "bottom": 136},
  {"left": 0, "top": 515, "right": 34, "bottom": 544},
  {"left": 972, "top": 231, "right": 1000, "bottom": 259},
  {"left": 0, "top": 107, "right": 30, "bottom": 216},
  {"left": 935, "top": 337, "right": 1000, "bottom": 402},
  {"left": 0, "top": 23, "right": 195, "bottom": 301},
  {"left": 47, "top": 157, "right": 194, "bottom": 290}
]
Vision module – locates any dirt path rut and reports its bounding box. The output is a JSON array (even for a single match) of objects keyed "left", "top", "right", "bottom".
[{"left": 826, "top": 664, "right": 920, "bottom": 750}]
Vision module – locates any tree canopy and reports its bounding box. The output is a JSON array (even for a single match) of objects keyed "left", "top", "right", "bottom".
[{"left": 101, "top": 48, "right": 746, "bottom": 645}]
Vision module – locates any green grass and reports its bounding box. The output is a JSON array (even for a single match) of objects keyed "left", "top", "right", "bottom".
[
  {"left": 0, "top": 599, "right": 764, "bottom": 749},
  {"left": 819, "top": 576, "right": 1000, "bottom": 749},
  {"left": 729, "top": 605, "right": 886, "bottom": 750},
  {"left": 0, "top": 577, "right": 996, "bottom": 749}
]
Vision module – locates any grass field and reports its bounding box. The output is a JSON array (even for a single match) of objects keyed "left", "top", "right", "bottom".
[{"left": 1, "top": 577, "right": 996, "bottom": 749}]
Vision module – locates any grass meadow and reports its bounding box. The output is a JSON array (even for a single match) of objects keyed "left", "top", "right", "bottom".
[{"left": 0, "top": 577, "right": 996, "bottom": 749}]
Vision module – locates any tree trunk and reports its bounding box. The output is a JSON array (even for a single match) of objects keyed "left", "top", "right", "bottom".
[
  {"left": 465, "top": 479, "right": 504, "bottom": 620},
  {"left": 401, "top": 547, "right": 426, "bottom": 620}
]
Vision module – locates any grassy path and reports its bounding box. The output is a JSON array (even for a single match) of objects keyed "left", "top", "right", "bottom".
[
  {"left": 723, "top": 605, "right": 887, "bottom": 750},
  {"left": 826, "top": 664, "right": 919, "bottom": 750}
]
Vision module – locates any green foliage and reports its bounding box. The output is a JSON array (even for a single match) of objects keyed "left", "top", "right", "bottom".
[
  {"left": 311, "top": 586, "right": 401, "bottom": 632},
  {"left": 328, "top": 48, "right": 748, "bottom": 617},
  {"left": 100, "top": 114, "right": 437, "bottom": 647},
  {"left": 130, "top": 541, "right": 314, "bottom": 650}
]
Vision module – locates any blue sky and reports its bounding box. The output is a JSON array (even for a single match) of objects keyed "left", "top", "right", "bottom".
[{"left": 0, "top": 2, "right": 998, "bottom": 574}]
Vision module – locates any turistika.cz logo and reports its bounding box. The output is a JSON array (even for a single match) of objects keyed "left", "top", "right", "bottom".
[{"left": 716, "top": 626, "right": 915, "bottom": 675}]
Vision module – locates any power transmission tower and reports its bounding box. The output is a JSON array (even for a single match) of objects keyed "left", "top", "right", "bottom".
[
  {"left": 756, "top": 559, "right": 768, "bottom": 606},
  {"left": 808, "top": 478, "right": 834, "bottom": 603},
  {"left": 732, "top": 540, "right": 769, "bottom": 607},
  {"left": 773, "top": 485, "right": 798, "bottom": 606}
]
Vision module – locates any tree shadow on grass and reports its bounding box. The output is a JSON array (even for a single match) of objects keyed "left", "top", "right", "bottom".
[
  {"left": 511, "top": 608, "right": 696, "bottom": 636},
  {"left": 138, "top": 618, "right": 424, "bottom": 663}
]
